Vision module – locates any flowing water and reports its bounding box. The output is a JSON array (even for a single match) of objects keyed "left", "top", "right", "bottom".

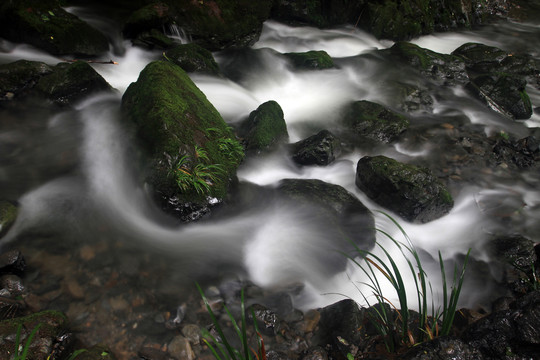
[{"left": 1, "top": 8, "right": 540, "bottom": 354}]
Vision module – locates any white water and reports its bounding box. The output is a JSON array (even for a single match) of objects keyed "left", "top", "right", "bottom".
[{"left": 1, "top": 16, "right": 540, "bottom": 313}]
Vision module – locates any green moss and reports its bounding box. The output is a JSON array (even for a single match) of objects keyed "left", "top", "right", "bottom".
[
  {"left": 284, "top": 50, "right": 334, "bottom": 70},
  {"left": 164, "top": 43, "right": 220, "bottom": 74},
  {"left": 122, "top": 60, "right": 243, "bottom": 202},
  {"left": 0, "top": 200, "right": 17, "bottom": 237},
  {"left": 241, "top": 100, "right": 289, "bottom": 152}
]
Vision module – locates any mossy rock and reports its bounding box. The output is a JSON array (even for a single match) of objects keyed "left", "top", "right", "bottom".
[
  {"left": 0, "top": 0, "right": 109, "bottom": 56},
  {"left": 239, "top": 100, "right": 289, "bottom": 154},
  {"left": 131, "top": 28, "right": 175, "bottom": 49},
  {"left": 0, "top": 60, "right": 53, "bottom": 102},
  {"left": 467, "top": 73, "right": 532, "bottom": 120},
  {"left": 284, "top": 50, "right": 334, "bottom": 70},
  {"left": 290, "top": 130, "right": 342, "bottom": 166},
  {"left": 35, "top": 61, "right": 113, "bottom": 106},
  {"left": 0, "top": 310, "right": 67, "bottom": 360},
  {"left": 0, "top": 201, "right": 18, "bottom": 238},
  {"left": 386, "top": 42, "right": 468, "bottom": 85},
  {"left": 122, "top": 2, "right": 173, "bottom": 38},
  {"left": 122, "top": 60, "right": 243, "bottom": 206},
  {"left": 342, "top": 100, "right": 409, "bottom": 143},
  {"left": 356, "top": 155, "right": 454, "bottom": 223},
  {"left": 164, "top": 43, "right": 220, "bottom": 74}
]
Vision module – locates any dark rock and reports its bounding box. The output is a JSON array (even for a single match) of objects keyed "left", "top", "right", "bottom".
[
  {"left": 302, "top": 346, "right": 328, "bottom": 360},
  {"left": 402, "top": 336, "right": 484, "bottom": 360},
  {"left": 0, "top": 0, "right": 109, "bottom": 56},
  {"left": 131, "top": 28, "right": 175, "bottom": 50},
  {"left": 270, "top": 0, "right": 364, "bottom": 28},
  {"left": 164, "top": 43, "right": 220, "bottom": 74},
  {"left": 488, "top": 234, "right": 537, "bottom": 270},
  {"left": 0, "top": 250, "right": 26, "bottom": 275},
  {"left": 239, "top": 100, "right": 289, "bottom": 154},
  {"left": 122, "top": 60, "right": 243, "bottom": 211},
  {"left": 35, "top": 61, "right": 113, "bottom": 106},
  {"left": 290, "top": 130, "right": 342, "bottom": 166},
  {"left": 73, "top": 344, "right": 117, "bottom": 360},
  {"left": 0, "top": 296, "right": 25, "bottom": 320},
  {"left": 0, "top": 61, "right": 53, "bottom": 102},
  {"left": 277, "top": 178, "right": 375, "bottom": 252},
  {"left": 386, "top": 42, "right": 469, "bottom": 85},
  {"left": 251, "top": 304, "right": 281, "bottom": 336},
  {"left": 0, "top": 275, "right": 24, "bottom": 296},
  {"left": 467, "top": 73, "right": 532, "bottom": 119},
  {"left": 284, "top": 51, "right": 334, "bottom": 70},
  {"left": 342, "top": 100, "right": 409, "bottom": 143},
  {"left": 122, "top": 2, "right": 173, "bottom": 39},
  {"left": 393, "top": 82, "right": 434, "bottom": 112},
  {"left": 464, "top": 291, "right": 540, "bottom": 359},
  {"left": 0, "top": 201, "right": 18, "bottom": 238},
  {"left": 267, "top": 351, "right": 290, "bottom": 360},
  {"left": 356, "top": 155, "right": 454, "bottom": 223}
]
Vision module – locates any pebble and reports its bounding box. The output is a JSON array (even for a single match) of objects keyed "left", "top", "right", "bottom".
[{"left": 168, "top": 335, "right": 195, "bottom": 360}]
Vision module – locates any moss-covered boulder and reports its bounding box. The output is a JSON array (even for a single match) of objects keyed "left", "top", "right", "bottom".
[
  {"left": 122, "top": 2, "right": 172, "bottom": 38},
  {"left": 164, "top": 43, "right": 220, "bottom": 75},
  {"left": 0, "top": 60, "right": 53, "bottom": 102},
  {"left": 35, "top": 61, "right": 113, "bottom": 106},
  {"left": 467, "top": 73, "right": 532, "bottom": 120},
  {"left": 284, "top": 50, "right": 334, "bottom": 70},
  {"left": 356, "top": 155, "right": 454, "bottom": 223},
  {"left": 290, "top": 130, "right": 342, "bottom": 166},
  {"left": 0, "top": 201, "right": 18, "bottom": 238},
  {"left": 386, "top": 42, "right": 469, "bottom": 85},
  {"left": 0, "top": 310, "right": 67, "bottom": 360},
  {"left": 270, "top": 0, "right": 365, "bottom": 28},
  {"left": 276, "top": 179, "right": 375, "bottom": 270},
  {"left": 342, "top": 100, "right": 409, "bottom": 143},
  {"left": 0, "top": 0, "right": 109, "bottom": 56},
  {"left": 122, "top": 60, "right": 243, "bottom": 211},
  {"left": 239, "top": 101, "right": 289, "bottom": 154}
]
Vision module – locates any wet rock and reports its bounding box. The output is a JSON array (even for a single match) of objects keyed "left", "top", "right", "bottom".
[
  {"left": 401, "top": 336, "right": 484, "bottom": 360},
  {"left": 270, "top": 0, "right": 364, "bottom": 27},
  {"left": 181, "top": 324, "right": 201, "bottom": 344},
  {"left": 464, "top": 290, "right": 540, "bottom": 359},
  {"left": 75, "top": 344, "right": 117, "bottom": 360},
  {"left": 0, "top": 296, "right": 24, "bottom": 320},
  {"left": 467, "top": 73, "right": 532, "bottom": 119},
  {"left": 0, "top": 0, "right": 109, "bottom": 56},
  {"left": 386, "top": 42, "right": 469, "bottom": 85},
  {"left": 284, "top": 50, "right": 334, "bottom": 70},
  {"left": 0, "top": 274, "right": 25, "bottom": 296},
  {"left": 35, "top": 61, "right": 113, "bottom": 107},
  {"left": 290, "top": 130, "right": 342, "bottom": 166},
  {"left": 164, "top": 44, "right": 220, "bottom": 75},
  {"left": 491, "top": 135, "right": 540, "bottom": 169},
  {"left": 0, "top": 61, "right": 53, "bottom": 102},
  {"left": 302, "top": 346, "right": 328, "bottom": 360},
  {"left": 251, "top": 303, "right": 281, "bottom": 336},
  {"left": 488, "top": 234, "right": 537, "bottom": 270},
  {"left": 393, "top": 82, "right": 434, "bottom": 112},
  {"left": 122, "top": 60, "right": 243, "bottom": 213},
  {"left": 168, "top": 335, "right": 195, "bottom": 360},
  {"left": 238, "top": 100, "right": 289, "bottom": 154},
  {"left": 0, "top": 201, "right": 18, "bottom": 239},
  {"left": 267, "top": 351, "right": 290, "bottom": 360},
  {"left": 132, "top": 28, "right": 175, "bottom": 50},
  {"left": 356, "top": 155, "right": 454, "bottom": 223},
  {"left": 122, "top": 3, "right": 173, "bottom": 40},
  {"left": 341, "top": 100, "right": 409, "bottom": 143}
]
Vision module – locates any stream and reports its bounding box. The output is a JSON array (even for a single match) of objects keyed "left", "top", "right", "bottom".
[{"left": 1, "top": 7, "right": 540, "bottom": 357}]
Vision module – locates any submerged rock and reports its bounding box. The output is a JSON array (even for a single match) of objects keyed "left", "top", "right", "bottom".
[
  {"left": 0, "top": 0, "right": 108, "bottom": 56},
  {"left": 122, "top": 60, "right": 243, "bottom": 213},
  {"left": 290, "top": 130, "right": 342, "bottom": 166},
  {"left": 284, "top": 50, "right": 334, "bottom": 70},
  {"left": 356, "top": 155, "right": 454, "bottom": 223},
  {"left": 342, "top": 100, "right": 409, "bottom": 143},
  {"left": 164, "top": 43, "right": 220, "bottom": 74},
  {"left": 239, "top": 100, "right": 289, "bottom": 154}
]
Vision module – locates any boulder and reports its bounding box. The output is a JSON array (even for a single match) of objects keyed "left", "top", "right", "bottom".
[
  {"left": 0, "top": 60, "right": 53, "bottom": 102},
  {"left": 238, "top": 101, "right": 289, "bottom": 154},
  {"left": 164, "top": 43, "right": 220, "bottom": 75},
  {"left": 386, "top": 42, "right": 469, "bottom": 85},
  {"left": 356, "top": 155, "right": 454, "bottom": 223},
  {"left": 467, "top": 73, "right": 532, "bottom": 119},
  {"left": 290, "top": 130, "right": 342, "bottom": 166},
  {"left": 35, "top": 61, "right": 113, "bottom": 106},
  {"left": 342, "top": 100, "right": 409, "bottom": 143},
  {"left": 0, "top": 0, "right": 109, "bottom": 56},
  {"left": 270, "top": 0, "right": 364, "bottom": 28},
  {"left": 122, "top": 60, "right": 243, "bottom": 213},
  {"left": 131, "top": 28, "right": 175, "bottom": 50},
  {"left": 122, "top": 2, "right": 173, "bottom": 39},
  {"left": 0, "top": 201, "right": 18, "bottom": 238},
  {"left": 276, "top": 179, "right": 375, "bottom": 252},
  {"left": 284, "top": 51, "right": 334, "bottom": 70}
]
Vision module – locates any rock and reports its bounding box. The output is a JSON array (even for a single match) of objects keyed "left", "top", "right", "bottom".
[
  {"left": 386, "top": 42, "right": 469, "bottom": 85},
  {"left": 74, "top": 344, "right": 117, "bottom": 360},
  {"left": 270, "top": 0, "right": 364, "bottom": 27},
  {"left": 122, "top": 3, "right": 173, "bottom": 39},
  {"left": 251, "top": 303, "right": 281, "bottom": 336},
  {"left": 239, "top": 100, "right": 289, "bottom": 154},
  {"left": 277, "top": 178, "right": 375, "bottom": 247},
  {"left": 35, "top": 61, "right": 113, "bottom": 106},
  {"left": 0, "top": 275, "right": 25, "bottom": 296},
  {"left": 356, "top": 155, "right": 454, "bottom": 223},
  {"left": 0, "top": 250, "right": 26, "bottom": 276},
  {"left": 467, "top": 73, "right": 532, "bottom": 120},
  {"left": 302, "top": 346, "right": 328, "bottom": 360},
  {"left": 0, "top": 60, "right": 53, "bottom": 102},
  {"left": 181, "top": 323, "right": 201, "bottom": 344},
  {"left": 290, "top": 130, "right": 342, "bottom": 166},
  {"left": 341, "top": 100, "right": 409, "bottom": 143},
  {"left": 488, "top": 234, "right": 537, "bottom": 270},
  {"left": 131, "top": 28, "right": 175, "bottom": 50},
  {"left": 401, "top": 336, "right": 484, "bottom": 360},
  {"left": 168, "top": 335, "right": 195, "bottom": 360},
  {"left": 0, "top": 310, "right": 67, "bottom": 360},
  {"left": 464, "top": 291, "right": 540, "bottom": 359},
  {"left": 392, "top": 81, "right": 434, "bottom": 112},
  {"left": 0, "top": 0, "right": 109, "bottom": 56},
  {"left": 122, "top": 60, "right": 244, "bottom": 213},
  {"left": 284, "top": 51, "right": 334, "bottom": 70},
  {"left": 0, "top": 201, "right": 18, "bottom": 238},
  {"left": 164, "top": 43, "right": 220, "bottom": 74}
]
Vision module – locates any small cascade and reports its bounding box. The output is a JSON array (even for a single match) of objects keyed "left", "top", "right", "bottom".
[{"left": 165, "top": 23, "right": 192, "bottom": 44}]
